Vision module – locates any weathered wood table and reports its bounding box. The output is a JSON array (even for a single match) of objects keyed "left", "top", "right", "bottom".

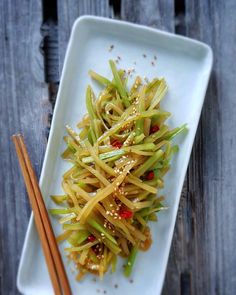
[{"left": 1, "top": 1, "right": 236, "bottom": 294}]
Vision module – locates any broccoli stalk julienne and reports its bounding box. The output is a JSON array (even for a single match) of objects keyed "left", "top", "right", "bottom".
[{"left": 49, "top": 60, "right": 187, "bottom": 280}]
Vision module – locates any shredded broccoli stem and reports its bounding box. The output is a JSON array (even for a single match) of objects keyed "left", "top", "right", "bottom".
[
  {"left": 109, "top": 60, "right": 130, "bottom": 107},
  {"left": 49, "top": 60, "right": 187, "bottom": 280},
  {"left": 89, "top": 70, "right": 112, "bottom": 86},
  {"left": 124, "top": 246, "right": 138, "bottom": 277}
]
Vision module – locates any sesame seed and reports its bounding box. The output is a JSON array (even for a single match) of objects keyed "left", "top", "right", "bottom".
[
  {"left": 108, "top": 45, "right": 114, "bottom": 52},
  {"left": 154, "top": 55, "right": 157, "bottom": 60},
  {"left": 114, "top": 284, "right": 118, "bottom": 288},
  {"left": 143, "top": 54, "right": 146, "bottom": 58}
]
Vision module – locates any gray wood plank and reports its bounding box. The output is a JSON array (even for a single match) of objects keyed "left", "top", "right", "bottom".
[
  {"left": 57, "top": 0, "right": 113, "bottom": 75},
  {"left": 0, "top": 0, "right": 49, "bottom": 294},
  {"left": 164, "top": 1, "right": 236, "bottom": 294},
  {"left": 121, "top": 0, "right": 175, "bottom": 31},
  {"left": 187, "top": 1, "right": 236, "bottom": 294}
]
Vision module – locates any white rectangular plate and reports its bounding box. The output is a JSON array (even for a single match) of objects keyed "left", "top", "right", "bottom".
[{"left": 17, "top": 16, "right": 213, "bottom": 295}]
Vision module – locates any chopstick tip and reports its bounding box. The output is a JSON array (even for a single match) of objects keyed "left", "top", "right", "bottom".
[{"left": 12, "top": 133, "right": 23, "bottom": 139}]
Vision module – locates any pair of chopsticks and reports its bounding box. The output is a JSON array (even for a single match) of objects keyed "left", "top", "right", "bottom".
[{"left": 12, "top": 134, "right": 72, "bottom": 295}]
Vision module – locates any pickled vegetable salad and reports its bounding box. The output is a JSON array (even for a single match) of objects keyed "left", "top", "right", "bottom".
[{"left": 50, "top": 60, "right": 187, "bottom": 280}]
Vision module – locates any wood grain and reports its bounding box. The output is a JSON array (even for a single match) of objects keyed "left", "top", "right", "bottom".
[
  {"left": 57, "top": 0, "right": 113, "bottom": 75},
  {"left": 2, "top": 0, "right": 236, "bottom": 294},
  {"left": 0, "top": 0, "right": 49, "bottom": 294},
  {"left": 163, "top": 1, "right": 236, "bottom": 294},
  {"left": 121, "top": 0, "right": 175, "bottom": 31}
]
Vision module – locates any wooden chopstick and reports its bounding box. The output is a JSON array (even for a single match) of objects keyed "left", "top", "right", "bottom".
[{"left": 12, "top": 134, "right": 72, "bottom": 295}]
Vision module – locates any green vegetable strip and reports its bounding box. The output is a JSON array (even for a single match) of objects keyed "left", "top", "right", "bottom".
[
  {"left": 109, "top": 60, "right": 130, "bottom": 107},
  {"left": 49, "top": 208, "right": 76, "bottom": 215},
  {"left": 68, "top": 230, "right": 90, "bottom": 246},
  {"left": 65, "top": 125, "right": 80, "bottom": 145},
  {"left": 124, "top": 246, "right": 138, "bottom": 277},
  {"left": 104, "top": 239, "right": 121, "bottom": 255},
  {"left": 87, "top": 219, "right": 118, "bottom": 245},
  {"left": 65, "top": 240, "right": 98, "bottom": 252},
  {"left": 144, "top": 125, "right": 169, "bottom": 143},
  {"left": 63, "top": 223, "right": 86, "bottom": 230},
  {"left": 135, "top": 86, "right": 146, "bottom": 137},
  {"left": 164, "top": 124, "right": 188, "bottom": 140},
  {"left": 59, "top": 213, "right": 76, "bottom": 224},
  {"left": 89, "top": 70, "right": 112, "bottom": 86},
  {"left": 82, "top": 149, "right": 126, "bottom": 164},
  {"left": 123, "top": 143, "right": 156, "bottom": 151},
  {"left": 134, "top": 150, "right": 164, "bottom": 178},
  {"left": 86, "top": 86, "right": 97, "bottom": 120},
  {"left": 149, "top": 79, "right": 168, "bottom": 110},
  {"left": 86, "top": 225, "right": 121, "bottom": 255},
  {"left": 134, "top": 133, "right": 145, "bottom": 144},
  {"left": 111, "top": 255, "right": 117, "bottom": 272},
  {"left": 50, "top": 195, "right": 67, "bottom": 204},
  {"left": 146, "top": 78, "right": 161, "bottom": 93},
  {"left": 86, "top": 86, "right": 99, "bottom": 140}
]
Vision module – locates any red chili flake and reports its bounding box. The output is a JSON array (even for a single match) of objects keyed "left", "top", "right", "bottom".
[
  {"left": 87, "top": 235, "right": 96, "bottom": 242},
  {"left": 146, "top": 171, "right": 154, "bottom": 180},
  {"left": 150, "top": 125, "right": 159, "bottom": 134},
  {"left": 119, "top": 209, "right": 133, "bottom": 219},
  {"left": 111, "top": 139, "right": 122, "bottom": 149}
]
